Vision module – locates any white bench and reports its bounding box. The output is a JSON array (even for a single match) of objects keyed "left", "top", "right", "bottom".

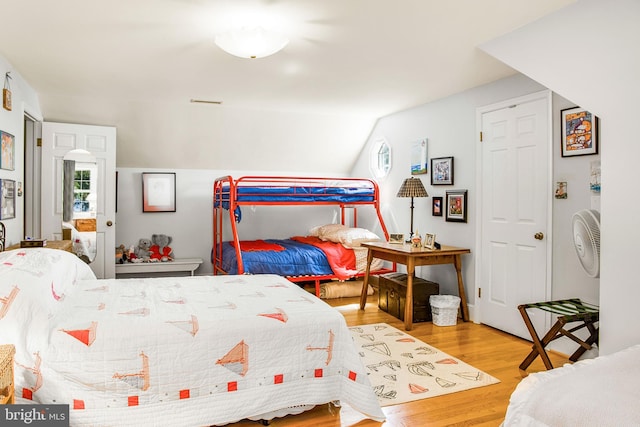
[{"left": 115, "top": 258, "right": 203, "bottom": 278}]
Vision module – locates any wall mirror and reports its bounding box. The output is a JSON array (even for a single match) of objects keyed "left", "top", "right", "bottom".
[{"left": 63, "top": 149, "right": 98, "bottom": 263}]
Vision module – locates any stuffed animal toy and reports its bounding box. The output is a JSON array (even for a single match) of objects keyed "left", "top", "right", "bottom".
[
  {"left": 129, "top": 238, "right": 153, "bottom": 262},
  {"left": 150, "top": 234, "right": 174, "bottom": 262}
]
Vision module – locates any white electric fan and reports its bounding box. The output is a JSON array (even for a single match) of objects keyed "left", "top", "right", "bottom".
[{"left": 571, "top": 209, "right": 601, "bottom": 278}]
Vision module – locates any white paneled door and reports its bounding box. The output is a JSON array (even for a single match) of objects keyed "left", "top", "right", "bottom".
[
  {"left": 478, "top": 92, "right": 551, "bottom": 340},
  {"left": 41, "top": 122, "right": 116, "bottom": 279}
]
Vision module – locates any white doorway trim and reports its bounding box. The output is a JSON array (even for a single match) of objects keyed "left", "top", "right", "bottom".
[{"left": 473, "top": 89, "right": 554, "bottom": 325}]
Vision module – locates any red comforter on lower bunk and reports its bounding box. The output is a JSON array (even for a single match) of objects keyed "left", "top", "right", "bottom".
[{"left": 289, "top": 236, "right": 357, "bottom": 280}]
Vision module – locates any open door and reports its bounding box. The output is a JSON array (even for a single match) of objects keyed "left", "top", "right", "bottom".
[{"left": 40, "top": 122, "right": 116, "bottom": 279}]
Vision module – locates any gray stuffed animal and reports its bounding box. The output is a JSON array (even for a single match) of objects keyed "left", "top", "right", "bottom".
[{"left": 131, "top": 238, "right": 153, "bottom": 262}]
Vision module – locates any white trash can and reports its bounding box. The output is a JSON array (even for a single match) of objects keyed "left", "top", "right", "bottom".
[{"left": 429, "top": 295, "right": 461, "bottom": 326}]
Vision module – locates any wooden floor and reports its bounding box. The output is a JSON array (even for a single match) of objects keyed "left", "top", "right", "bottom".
[{"left": 231, "top": 293, "right": 569, "bottom": 427}]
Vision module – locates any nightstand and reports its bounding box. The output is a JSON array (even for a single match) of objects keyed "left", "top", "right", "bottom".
[{"left": 0, "top": 344, "right": 15, "bottom": 404}]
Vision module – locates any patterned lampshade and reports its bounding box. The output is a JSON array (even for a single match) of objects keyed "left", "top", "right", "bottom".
[{"left": 396, "top": 177, "right": 428, "bottom": 198}]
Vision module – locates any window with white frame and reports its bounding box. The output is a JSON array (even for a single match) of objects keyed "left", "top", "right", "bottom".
[{"left": 370, "top": 137, "right": 391, "bottom": 178}]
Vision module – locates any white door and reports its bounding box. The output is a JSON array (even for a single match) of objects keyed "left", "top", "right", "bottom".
[
  {"left": 41, "top": 122, "right": 117, "bottom": 279},
  {"left": 477, "top": 91, "right": 551, "bottom": 339}
]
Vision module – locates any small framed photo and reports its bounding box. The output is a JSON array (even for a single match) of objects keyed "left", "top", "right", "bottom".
[
  {"left": 389, "top": 233, "right": 404, "bottom": 244},
  {"left": 431, "top": 156, "right": 454, "bottom": 185},
  {"left": 1, "top": 131, "right": 15, "bottom": 171},
  {"left": 445, "top": 190, "right": 468, "bottom": 223},
  {"left": 0, "top": 179, "right": 16, "bottom": 219},
  {"left": 561, "top": 106, "right": 598, "bottom": 157},
  {"left": 423, "top": 233, "right": 436, "bottom": 250},
  {"left": 432, "top": 196, "right": 443, "bottom": 216},
  {"left": 555, "top": 181, "right": 567, "bottom": 199},
  {"left": 142, "top": 172, "right": 176, "bottom": 212}
]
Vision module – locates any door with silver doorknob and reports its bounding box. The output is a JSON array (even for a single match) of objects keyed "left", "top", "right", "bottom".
[{"left": 41, "top": 122, "right": 117, "bottom": 279}]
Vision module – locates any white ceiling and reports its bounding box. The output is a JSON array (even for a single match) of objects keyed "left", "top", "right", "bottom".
[{"left": 2, "top": 0, "right": 575, "bottom": 119}]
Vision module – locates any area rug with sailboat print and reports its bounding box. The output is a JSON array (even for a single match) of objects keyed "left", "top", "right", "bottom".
[{"left": 350, "top": 323, "right": 500, "bottom": 406}]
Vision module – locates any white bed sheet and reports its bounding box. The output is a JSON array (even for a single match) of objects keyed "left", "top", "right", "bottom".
[
  {"left": 503, "top": 344, "right": 640, "bottom": 426},
  {"left": 0, "top": 248, "right": 384, "bottom": 427}
]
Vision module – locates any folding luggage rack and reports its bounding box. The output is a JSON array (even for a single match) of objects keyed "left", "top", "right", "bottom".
[{"left": 518, "top": 298, "right": 599, "bottom": 371}]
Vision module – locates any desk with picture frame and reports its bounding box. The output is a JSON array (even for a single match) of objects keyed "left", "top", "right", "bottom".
[{"left": 359, "top": 241, "right": 471, "bottom": 331}]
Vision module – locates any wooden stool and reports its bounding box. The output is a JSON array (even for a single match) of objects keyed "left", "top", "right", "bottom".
[{"left": 518, "top": 298, "right": 599, "bottom": 371}]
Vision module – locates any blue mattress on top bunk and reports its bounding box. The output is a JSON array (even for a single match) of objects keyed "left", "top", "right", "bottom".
[
  {"left": 216, "top": 185, "right": 375, "bottom": 204},
  {"left": 214, "top": 185, "right": 376, "bottom": 222},
  {"left": 219, "top": 239, "right": 334, "bottom": 277}
]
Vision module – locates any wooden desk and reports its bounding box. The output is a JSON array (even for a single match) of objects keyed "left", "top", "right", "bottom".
[
  {"left": 359, "top": 242, "right": 470, "bottom": 330},
  {"left": 6, "top": 240, "right": 73, "bottom": 252}
]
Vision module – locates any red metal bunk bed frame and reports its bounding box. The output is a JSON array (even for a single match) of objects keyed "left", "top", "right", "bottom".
[{"left": 212, "top": 175, "right": 394, "bottom": 296}]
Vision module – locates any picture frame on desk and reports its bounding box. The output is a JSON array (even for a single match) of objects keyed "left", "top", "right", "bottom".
[
  {"left": 423, "top": 233, "right": 436, "bottom": 250},
  {"left": 389, "top": 233, "right": 404, "bottom": 244}
]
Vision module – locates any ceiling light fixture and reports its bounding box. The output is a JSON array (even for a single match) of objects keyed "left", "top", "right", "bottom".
[{"left": 215, "top": 27, "right": 289, "bottom": 59}]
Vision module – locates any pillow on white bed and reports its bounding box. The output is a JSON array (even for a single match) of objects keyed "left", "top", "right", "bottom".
[
  {"left": 0, "top": 247, "right": 96, "bottom": 310},
  {"left": 319, "top": 227, "right": 381, "bottom": 247}
]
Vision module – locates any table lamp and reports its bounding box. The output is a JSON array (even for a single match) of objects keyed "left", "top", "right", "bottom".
[{"left": 396, "top": 177, "right": 429, "bottom": 239}]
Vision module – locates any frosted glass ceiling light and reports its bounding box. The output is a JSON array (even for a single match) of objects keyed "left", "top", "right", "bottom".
[{"left": 215, "top": 27, "right": 289, "bottom": 59}]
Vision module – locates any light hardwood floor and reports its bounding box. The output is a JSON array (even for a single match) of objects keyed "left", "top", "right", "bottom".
[{"left": 232, "top": 293, "right": 569, "bottom": 427}]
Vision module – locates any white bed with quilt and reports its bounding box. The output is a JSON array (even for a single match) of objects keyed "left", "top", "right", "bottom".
[
  {"left": 0, "top": 248, "right": 384, "bottom": 426},
  {"left": 503, "top": 344, "right": 640, "bottom": 426}
]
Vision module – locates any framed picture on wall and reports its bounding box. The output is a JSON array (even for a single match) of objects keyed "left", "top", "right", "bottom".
[
  {"left": 0, "top": 179, "right": 16, "bottom": 219},
  {"left": 410, "top": 138, "right": 428, "bottom": 175},
  {"left": 142, "top": 172, "right": 176, "bottom": 212},
  {"left": 431, "top": 156, "right": 454, "bottom": 185},
  {"left": 561, "top": 106, "right": 598, "bottom": 157},
  {"left": 445, "top": 190, "right": 467, "bottom": 223},
  {"left": 432, "top": 196, "right": 443, "bottom": 216},
  {"left": 1, "top": 131, "right": 15, "bottom": 170}
]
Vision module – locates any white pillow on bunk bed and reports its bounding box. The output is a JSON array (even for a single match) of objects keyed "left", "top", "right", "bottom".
[
  {"left": 309, "top": 223, "right": 347, "bottom": 237},
  {"left": 312, "top": 224, "right": 380, "bottom": 248}
]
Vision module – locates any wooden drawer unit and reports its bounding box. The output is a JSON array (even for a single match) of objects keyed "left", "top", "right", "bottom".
[
  {"left": 74, "top": 218, "right": 97, "bottom": 232},
  {"left": 378, "top": 273, "right": 439, "bottom": 322},
  {"left": 0, "top": 344, "right": 15, "bottom": 404}
]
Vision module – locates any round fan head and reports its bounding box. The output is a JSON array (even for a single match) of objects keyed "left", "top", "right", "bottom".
[{"left": 572, "top": 209, "right": 600, "bottom": 278}]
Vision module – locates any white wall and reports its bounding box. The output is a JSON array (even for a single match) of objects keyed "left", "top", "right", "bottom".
[
  {"left": 116, "top": 168, "right": 356, "bottom": 275},
  {"left": 350, "top": 74, "right": 547, "bottom": 301},
  {"left": 349, "top": 75, "right": 601, "bottom": 355},
  {"left": 39, "top": 95, "right": 375, "bottom": 175},
  {"left": 551, "top": 93, "right": 600, "bottom": 304},
  {"left": 480, "top": 0, "right": 639, "bottom": 354},
  {"left": 0, "top": 55, "right": 42, "bottom": 246}
]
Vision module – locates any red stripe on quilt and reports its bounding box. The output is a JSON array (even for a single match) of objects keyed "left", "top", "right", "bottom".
[
  {"left": 348, "top": 371, "right": 357, "bottom": 381},
  {"left": 314, "top": 368, "right": 324, "bottom": 378},
  {"left": 239, "top": 240, "right": 285, "bottom": 252},
  {"left": 128, "top": 396, "right": 139, "bottom": 406},
  {"left": 227, "top": 381, "right": 238, "bottom": 392},
  {"left": 274, "top": 374, "right": 284, "bottom": 384},
  {"left": 73, "top": 399, "right": 85, "bottom": 410},
  {"left": 179, "top": 389, "right": 190, "bottom": 399}
]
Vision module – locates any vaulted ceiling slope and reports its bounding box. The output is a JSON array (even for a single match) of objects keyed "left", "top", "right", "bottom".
[{"left": 0, "top": 0, "right": 575, "bottom": 172}]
